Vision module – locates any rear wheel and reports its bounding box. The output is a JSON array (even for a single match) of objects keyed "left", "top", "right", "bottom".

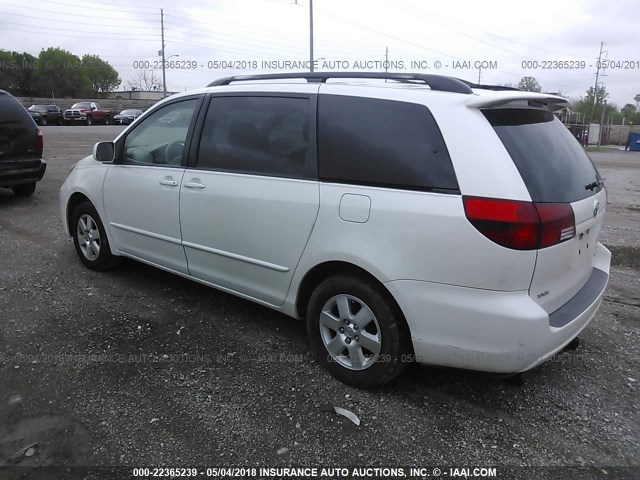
[
  {"left": 12, "top": 183, "right": 36, "bottom": 197},
  {"left": 306, "top": 274, "right": 411, "bottom": 388},
  {"left": 71, "top": 201, "right": 120, "bottom": 270},
  {"left": 104, "top": 115, "right": 111, "bottom": 125}
]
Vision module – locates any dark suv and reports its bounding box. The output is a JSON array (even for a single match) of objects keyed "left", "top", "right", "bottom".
[
  {"left": 28, "top": 104, "right": 63, "bottom": 126},
  {"left": 0, "top": 90, "right": 46, "bottom": 196}
]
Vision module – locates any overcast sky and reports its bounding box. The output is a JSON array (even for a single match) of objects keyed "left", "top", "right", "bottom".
[{"left": 1, "top": 0, "right": 638, "bottom": 107}]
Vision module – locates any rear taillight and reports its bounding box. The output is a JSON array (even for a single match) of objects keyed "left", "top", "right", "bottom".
[
  {"left": 463, "top": 196, "right": 575, "bottom": 250},
  {"left": 35, "top": 128, "right": 43, "bottom": 157}
]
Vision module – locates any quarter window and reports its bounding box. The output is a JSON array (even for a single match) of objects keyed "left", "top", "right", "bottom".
[
  {"left": 196, "top": 96, "right": 314, "bottom": 179},
  {"left": 122, "top": 99, "right": 198, "bottom": 166},
  {"left": 317, "top": 95, "right": 458, "bottom": 192}
]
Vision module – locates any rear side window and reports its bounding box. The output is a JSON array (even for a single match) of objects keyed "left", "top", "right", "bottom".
[
  {"left": 196, "top": 96, "right": 315, "bottom": 179},
  {"left": 318, "top": 95, "right": 458, "bottom": 192},
  {"left": 483, "top": 109, "right": 602, "bottom": 203}
]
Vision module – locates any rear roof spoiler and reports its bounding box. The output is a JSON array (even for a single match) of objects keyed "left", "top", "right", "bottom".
[{"left": 467, "top": 91, "right": 569, "bottom": 112}]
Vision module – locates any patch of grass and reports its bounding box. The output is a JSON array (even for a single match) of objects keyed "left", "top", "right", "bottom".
[{"left": 584, "top": 146, "right": 618, "bottom": 152}]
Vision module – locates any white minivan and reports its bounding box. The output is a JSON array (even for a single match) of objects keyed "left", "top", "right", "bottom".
[{"left": 60, "top": 73, "right": 610, "bottom": 388}]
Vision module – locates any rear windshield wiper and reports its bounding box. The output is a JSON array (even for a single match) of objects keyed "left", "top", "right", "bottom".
[{"left": 585, "top": 179, "right": 602, "bottom": 191}]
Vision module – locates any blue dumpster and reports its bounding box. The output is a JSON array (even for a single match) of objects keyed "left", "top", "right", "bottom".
[{"left": 630, "top": 132, "right": 640, "bottom": 152}]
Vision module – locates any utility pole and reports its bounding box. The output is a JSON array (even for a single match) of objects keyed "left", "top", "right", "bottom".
[
  {"left": 309, "top": 0, "right": 314, "bottom": 72},
  {"left": 160, "top": 9, "right": 167, "bottom": 98},
  {"left": 590, "top": 41, "right": 604, "bottom": 123},
  {"left": 385, "top": 46, "right": 388, "bottom": 82}
]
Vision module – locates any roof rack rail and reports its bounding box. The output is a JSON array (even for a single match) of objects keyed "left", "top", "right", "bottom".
[
  {"left": 455, "top": 79, "right": 522, "bottom": 92},
  {"left": 207, "top": 72, "right": 473, "bottom": 94}
]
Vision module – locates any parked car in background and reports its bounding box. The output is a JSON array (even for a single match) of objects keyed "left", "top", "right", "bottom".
[
  {"left": 28, "top": 104, "right": 63, "bottom": 126},
  {"left": 113, "top": 109, "right": 144, "bottom": 125},
  {"left": 64, "top": 102, "right": 112, "bottom": 126},
  {"left": 0, "top": 90, "right": 46, "bottom": 196},
  {"left": 59, "top": 73, "right": 611, "bottom": 388}
]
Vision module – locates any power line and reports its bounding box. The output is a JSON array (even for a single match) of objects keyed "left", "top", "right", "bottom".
[
  {"left": 0, "top": 19, "right": 160, "bottom": 37},
  {"left": 1, "top": 4, "right": 159, "bottom": 25},
  {"left": 382, "top": 0, "right": 537, "bottom": 61},
  {"left": 393, "top": 0, "right": 592, "bottom": 60},
  {"left": 164, "top": 38, "right": 297, "bottom": 60},
  {"left": 42, "top": 0, "right": 159, "bottom": 15},
  {"left": 0, "top": 26, "right": 160, "bottom": 42},
  {"left": 163, "top": 14, "right": 383, "bottom": 55},
  {"left": 314, "top": 8, "right": 465, "bottom": 61}
]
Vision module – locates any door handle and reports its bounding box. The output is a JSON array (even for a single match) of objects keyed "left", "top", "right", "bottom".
[
  {"left": 159, "top": 179, "right": 179, "bottom": 186},
  {"left": 183, "top": 182, "right": 206, "bottom": 189}
]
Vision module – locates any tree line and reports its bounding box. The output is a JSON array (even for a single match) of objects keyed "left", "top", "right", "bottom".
[
  {"left": 516, "top": 76, "right": 640, "bottom": 125},
  {"left": 0, "top": 47, "right": 120, "bottom": 98}
]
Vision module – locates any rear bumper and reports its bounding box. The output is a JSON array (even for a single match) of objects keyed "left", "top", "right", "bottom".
[
  {"left": 0, "top": 160, "right": 47, "bottom": 187},
  {"left": 385, "top": 243, "right": 611, "bottom": 373}
]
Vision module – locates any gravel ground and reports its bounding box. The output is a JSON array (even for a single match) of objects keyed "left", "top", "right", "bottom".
[{"left": 0, "top": 127, "right": 638, "bottom": 478}]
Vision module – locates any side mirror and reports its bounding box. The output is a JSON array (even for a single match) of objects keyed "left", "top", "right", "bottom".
[{"left": 93, "top": 141, "right": 115, "bottom": 162}]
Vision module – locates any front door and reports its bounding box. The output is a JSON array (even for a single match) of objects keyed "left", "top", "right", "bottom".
[{"left": 103, "top": 97, "right": 201, "bottom": 274}]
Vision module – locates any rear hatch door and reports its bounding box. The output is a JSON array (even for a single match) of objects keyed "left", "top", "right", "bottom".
[{"left": 483, "top": 107, "right": 606, "bottom": 313}]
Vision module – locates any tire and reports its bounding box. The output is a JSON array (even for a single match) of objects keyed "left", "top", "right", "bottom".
[
  {"left": 104, "top": 115, "right": 111, "bottom": 125},
  {"left": 58, "top": 117, "right": 63, "bottom": 126},
  {"left": 12, "top": 183, "right": 36, "bottom": 197},
  {"left": 306, "top": 274, "right": 411, "bottom": 389},
  {"left": 41, "top": 116, "right": 48, "bottom": 126},
  {"left": 71, "top": 201, "right": 120, "bottom": 270},
  {"left": 86, "top": 116, "right": 92, "bottom": 126}
]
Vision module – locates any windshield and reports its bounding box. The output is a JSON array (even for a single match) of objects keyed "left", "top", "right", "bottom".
[
  {"left": 28, "top": 105, "right": 47, "bottom": 112},
  {"left": 120, "top": 110, "right": 138, "bottom": 115},
  {"left": 71, "top": 102, "right": 92, "bottom": 109}
]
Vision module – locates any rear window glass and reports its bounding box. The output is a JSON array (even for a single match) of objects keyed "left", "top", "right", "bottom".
[
  {"left": 0, "top": 95, "right": 35, "bottom": 156},
  {"left": 0, "top": 95, "right": 31, "bottom": 122},
  {"left": 483, "top": 109, "right": 602, "bottom": 203}
]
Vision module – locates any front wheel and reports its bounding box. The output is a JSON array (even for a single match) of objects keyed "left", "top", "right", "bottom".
[
  {"left": 71, "top": 201, "right": 120, "bottom": 270},
  {"left": 306, "top": 275, "right": 411, "bottom": 389},
  {"left": 41, "top": 116, "right": 48, "bottom": 126},
  {"left": 85, "top": 116, "right": 92, "bottom": 126}
]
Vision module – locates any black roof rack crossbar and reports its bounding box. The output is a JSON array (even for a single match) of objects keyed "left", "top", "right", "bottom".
[{"left": 207, "top": 72, "right": 473, "bottom": 94}]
